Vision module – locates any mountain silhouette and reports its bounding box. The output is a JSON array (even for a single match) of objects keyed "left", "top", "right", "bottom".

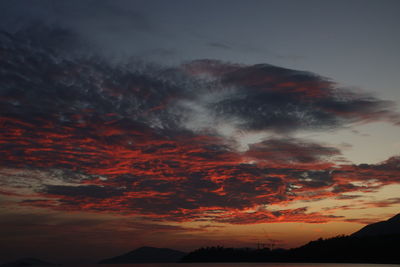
[
  {"left": 0, "top": 258, "right": 55, "bottom": 267},
  {"left": 99, "top": 246, "right": 186, "bottom": 263},
  {"left": 352, "top": 213, "right": 400, "bottom": 237}
]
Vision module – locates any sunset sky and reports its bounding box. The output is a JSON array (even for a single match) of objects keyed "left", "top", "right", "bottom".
[{"left": 1, "top": 0, "right": 400, "bottom": 263}]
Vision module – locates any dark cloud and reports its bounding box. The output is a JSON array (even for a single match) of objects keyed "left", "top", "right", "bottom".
[
  {"left": 207, "top": 42, "right": 232, "bottom": 50},
  {"left": 184, "top": 60, "right": 399, "bottom": 132},
  {"left": 2, "top": 30, "right": 397, "bottom": 139},
  {"left": 0, "top": 1, "right": 156, "bottom": 35},
  {"left": 0, "top": 0, "right": 166, "bottom": 62},
  {"left": 216, "top": 207, "right": 343, "bottom": 224},
  {"left": 183, "top": 59, "right": 242, "bottom": 77},
  {"left": 43, "top": 185, "right": 126, "bottom": 199},
  {"left": 6, "top": 153, "right": 399, "bottom": 223},
  {"left": 365, "top": 197, "right": 400, "bottom": 208},
  {"left": 0, "top": 28, "right": 400, "bottom": 224},
  {"left": 245, "top": 138, "right": 340, "bottom": 164},
  {"left": 334, "top": 195, "right": 362, "bottom": 200},
  {"left": 344, "top": 217, "right": 383, "bottom": 225}
]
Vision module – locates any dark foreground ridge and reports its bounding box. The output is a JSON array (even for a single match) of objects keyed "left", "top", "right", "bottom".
[
  {"left": 181, "top": 213, "right": 400, "bottom": 264},
  {"left": 181, "top": 235, "right": 400, "bottom": 264},
  {"left": 98, "top": 246, "right": 186, "bottom": 264}
]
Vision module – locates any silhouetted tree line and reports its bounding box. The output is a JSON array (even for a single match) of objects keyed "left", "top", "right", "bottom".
[{"left": 181, "top": 234, "right": 400, "bottom": 264}]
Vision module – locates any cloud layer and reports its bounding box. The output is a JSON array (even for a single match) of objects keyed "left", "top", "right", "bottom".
[{"left": 1, "top": 28, "right": 400, "bottom": 225}]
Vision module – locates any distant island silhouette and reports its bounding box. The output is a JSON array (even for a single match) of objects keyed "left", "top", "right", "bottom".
[{"left": 98, "top": 246, "right": 186, "bottom": 264}]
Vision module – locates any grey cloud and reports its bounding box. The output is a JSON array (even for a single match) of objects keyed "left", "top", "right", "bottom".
[
  {"left": 43, "top": 185, "right": 126, "bottom": 199},
  {"left": 184, "top": 60, "right": 400, "bottom": 133},
  {"left": 4, "top": 29, "right": 397, "bottom": 142},
  {"left": 245, "top": 138, "right": 341, "bottom": 163},
  {"left": 0, "top": 0, "right": 156, "bottom": 34},
  {"left": 207, "top": 42, "right": 232, "bottom": 50},
  {"left": 0, "top": 0, "right": 161, "bottom": 61}
]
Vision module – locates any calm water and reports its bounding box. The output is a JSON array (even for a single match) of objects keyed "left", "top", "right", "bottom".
[{"left": 67, "top": 264, "right": 399, "bottom": 267}]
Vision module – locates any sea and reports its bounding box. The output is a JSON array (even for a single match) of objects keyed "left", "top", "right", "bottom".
[{"left": 65, "top": 264, "right": 399, "bottom": 267}]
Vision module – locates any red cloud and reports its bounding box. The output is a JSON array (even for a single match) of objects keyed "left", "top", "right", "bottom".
[
  {"left": 1, "top": 30, "right": 400, "bottom": 225},
  {"left": 2, "top": 108, "right": 400, "bottom": 224}
]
